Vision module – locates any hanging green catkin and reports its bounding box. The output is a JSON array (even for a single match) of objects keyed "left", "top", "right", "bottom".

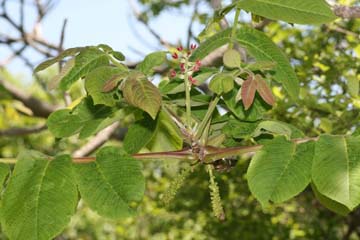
[
  {"left": 162, "top": 166, "right": 191, "bottom": 206},
  {"left": 207, "top": 165, "right": 226, "bottom": 221}
]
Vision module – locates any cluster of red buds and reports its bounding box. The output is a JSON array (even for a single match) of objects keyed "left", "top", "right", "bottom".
[{"left": 169, "top": 44, "right": 202, "bottom": 86}]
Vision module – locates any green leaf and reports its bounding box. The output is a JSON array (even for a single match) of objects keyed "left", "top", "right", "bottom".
[
  {"left": 47, "top": 97, "right": 119, "bottom": 138},
  {"left": 197, "top": 22, "right": 222, "bottom": 43},
  {"left": 247, "top": 137, "right": 314, "bottom": 207},
  {"left": 223, "top": 49, "right": 241, "bottom": 68},
  {"left": 223, "top": 88, "right": 270, "bottom": 121},
  {"left": 222, "top": 119, "right": 259, "bottom": 139},
  {"left": 347, "top": 76, "right": 359, "bottom": 98},
  {"left": 59, "top": 47, "right": 109, "bottom": 90},
  {"left": 97, "top": 44, "right": 113, "bottom": 53},
  {"left": 112, "top": 51, "right": 125, "bottom": 61},
  {"left": 237, "top": 0, "right": 336, "bottom": 25},
  {"left": 252, "top": 120, "right": 293, "bottom": 139},
  {"left": 123, "top": 114, "right": 157, "bottom": 154},
  {"left": 85, "top": 66, "right": 127, "bottom": 106},
  {"left": 245, "top": 61, "right": 277, "bottom": 71},
  {"left": 1, "top": 152, "right": 78, "bottom": 240},
  {"left": 123, "top": 73, "right": 162, "bottom": 119},
  {"left": 136, "top": 51, "right": 167, "bottom": 75},
  {"left": 47, "top": 109, "right": 83, "bottom": 137},
  {"left": 0, "top": 162, "right": 9, "bottom": 183},
  {"left": 49, "top": 58, "right": 75, "bottom": 90},
  {"left": 34, "top": 47, "right": 84, "bottom": 73},
  {"left": 191, "top": 30, "right": 231, "bottom": 61},
  {"left": 192, "top": 28, "right": 299, "bottom": 99},
  {"left": 159, "top": 79, "right": 185, "bottom": 94},
  {"left": 74, "top": 147, "right": 145, "bottom": 219},
  {"left": 209, "top": 73, "right": 234, "bottom": 95},
  {"left": 311, "top": 183, "right": 351, "bottom": 216},
  {"left": 147, "top": 111, "right": 183, "bottom": 152},
  {"left": 312, "top": 135, "right": 360, "bottom": 210}
]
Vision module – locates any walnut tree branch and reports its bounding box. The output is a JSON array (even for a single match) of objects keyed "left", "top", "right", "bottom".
[
  {"left": 0, "top": 78, "right": 57, "bottom": 118},
  {"left": 72, "top": 122, "right": 121, "bottom": 158}
]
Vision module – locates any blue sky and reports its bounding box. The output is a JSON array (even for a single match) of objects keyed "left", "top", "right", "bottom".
[{"left": 1, "top": 0, "right": 210, "bottom": 78}]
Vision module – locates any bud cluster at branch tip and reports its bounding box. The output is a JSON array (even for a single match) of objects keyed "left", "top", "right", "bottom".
[{"left": 169, "top": 44, "right": 202, "bottom": 86}]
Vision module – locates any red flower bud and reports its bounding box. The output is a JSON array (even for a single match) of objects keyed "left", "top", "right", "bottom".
[
  {"left": 192, "top": 66, "right": 199, "bottom": 72},
  {"left": 172, "top": 53, "right": 178, "bottom": 59},
  {"left": 180, "top": 63, "right": 185, "bottom": 72},
  {"left": 169, "top": 69, "right": 177, "bottom": 78},
  {"left": 193, "top": 60, "right": 201, "bottom": 72},
  {"left": 189, "top": 76, "right": 197, "bottom": 85},
  {"left": 177, "top": 46, "right": 183, "bottom": 51},
  {"left": 190, "top": 43, "right": 197, "bottom": 50},
  {"left": 195, "top": 60, "right": 201, "bottom": 67}
]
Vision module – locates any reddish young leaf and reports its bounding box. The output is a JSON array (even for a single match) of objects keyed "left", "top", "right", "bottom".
[
  {"left": 241, "top": 75, "right": 257, "bottom": 110},
  {"left": 255, "top": 75, "right": 276, "bottom": 106},
  {"left": 102, "top": 78, "right": 119, "bottom": 93},
  {"left": 102, "top": 73, "right": 127, "bottom": 93}
]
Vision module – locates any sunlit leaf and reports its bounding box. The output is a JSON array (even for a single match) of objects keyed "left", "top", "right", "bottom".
[
  {"left": 255, "top": 75, "right": 275, "bottom": 106},
  {"left": 136, "top": 51, "right": 167, "bottom": 75},
  {"left": 237, "top": 0, "right": 336, "bottom": 25},
  {"left": 123, "top": 72, "right": 162, "bottom": 119},
  {"left": 223, "top": 49, "right": 241, "bottom": 68},
  {"left": 74, "top": 147, "right": 145, "bottom": 219},
  {"left": 209, "top": 73, "right": 234, "bottom": 95},
  {"left": 248, "top": 137, "right": 314, "bottom": 207},
  {"left": 85, "top": 66, "right": 127, "bottom": 106},
  {"left": 312, "top": 135, "right": 360, "bottom": 210},
  {"left": 241, "top": 75, "right": 257, "bottom": 110},
  {"left": 1, "top": 152, "right": 78, "bottom": 240}
]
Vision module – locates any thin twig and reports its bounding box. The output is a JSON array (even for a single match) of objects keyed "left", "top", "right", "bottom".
[
  {"left": 0, "top": 125, "right": 47, "bottom": 136},
  {"left": 72, "top": 122, "right": 121, "bottom": 158},
  {"left": 129, "top": 0, "right": 171, "bottom": 48}
]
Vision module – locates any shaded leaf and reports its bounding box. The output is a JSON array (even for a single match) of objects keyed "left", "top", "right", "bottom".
[
  {"left": 123, "top": 114, "right": 157, "bottom": 154},
  {"left": 311, "top": 183, "right": 351, "bottom": 216},
  {"left": 74, "top": 147, "right": 145, "bottom": 219},
  {"left": 147, "top": 111, "right": 183, "bottom": 152},
  {"left": 222, "top": 119, "right": 259, "bottom": 139},
  {"left": 252, "top": 120, "right": 292, "bottom": 139}
]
